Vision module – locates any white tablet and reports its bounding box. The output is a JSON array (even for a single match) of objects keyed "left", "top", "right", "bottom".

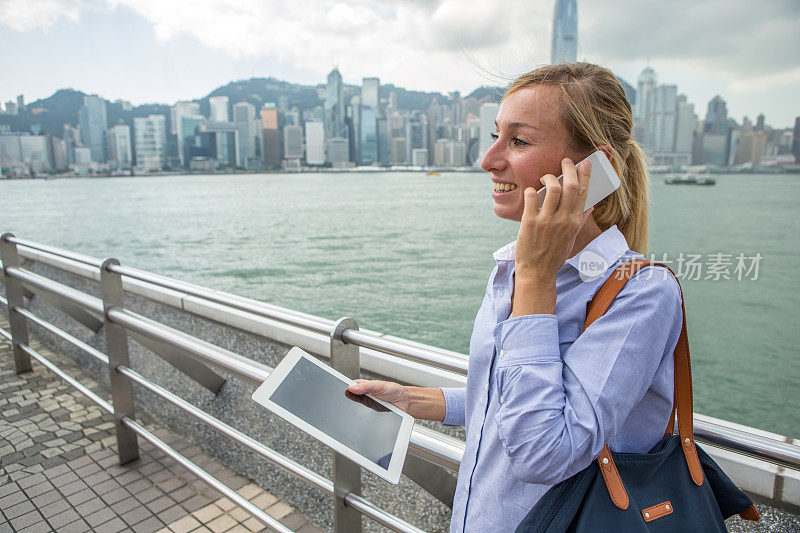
[{"left": 251, "top": 347, "right": 414, "bottom": 484}]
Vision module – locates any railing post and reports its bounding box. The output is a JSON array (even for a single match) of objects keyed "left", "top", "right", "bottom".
[
  {"left": 1, "top": 233, "right": 32, "bottom": 374},
  {"left": 100, "top": 258, "right": 139, "bottom": 465},
  {"left": 331, "top": 317, "right": 362, "bottom": 533}
]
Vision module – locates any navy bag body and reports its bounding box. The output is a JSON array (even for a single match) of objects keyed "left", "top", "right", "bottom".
[{"left": 515, "top": 260, "right": 760, "bottom": 532}]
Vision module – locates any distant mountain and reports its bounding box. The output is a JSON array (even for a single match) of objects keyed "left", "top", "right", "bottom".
[
  {"left": 0, "top": 89, "right": 86, "bottom": 136},
  {"left": 0, "top": 77, "right": 500, "bottom": 138},
  {"left": 203, "top": 77, "right": 323, "bottom": 116},
  {"left": 467, "top": 86, "right": 505, "bottom": 102}
]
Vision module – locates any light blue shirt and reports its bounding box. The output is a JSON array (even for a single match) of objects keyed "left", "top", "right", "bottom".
[{"left": 441, "top": 224, "right": 683, "bottom": 532}]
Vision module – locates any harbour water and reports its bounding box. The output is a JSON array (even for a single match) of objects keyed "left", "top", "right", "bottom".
[{"left": 1, "top": 171, "right": 798, "bottom": 438}]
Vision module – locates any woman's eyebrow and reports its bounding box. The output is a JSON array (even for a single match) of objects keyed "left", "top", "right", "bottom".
[{"left": 495, "top": 120, "right": 540, "bottom": 131}]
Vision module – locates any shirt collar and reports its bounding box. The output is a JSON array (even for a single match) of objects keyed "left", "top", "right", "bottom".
[{"left": 493, "top": 224, "right": 630, "bottom": 276}]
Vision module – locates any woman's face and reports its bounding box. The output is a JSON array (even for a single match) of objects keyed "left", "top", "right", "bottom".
[{"left": 481, "top": 86, "right": 572, "bottom": 222}]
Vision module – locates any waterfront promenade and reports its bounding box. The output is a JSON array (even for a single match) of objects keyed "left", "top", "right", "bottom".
[
  {"left": 1, "top": 314, "right": 798, "bottom": 532},
  {"left": 0, "top": 318, "right": 323, "bottom": 533}
]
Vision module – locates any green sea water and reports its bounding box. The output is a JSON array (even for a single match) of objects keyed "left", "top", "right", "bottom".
[{"left": 1, "top": 171, "right": 798, "bottom": 437}]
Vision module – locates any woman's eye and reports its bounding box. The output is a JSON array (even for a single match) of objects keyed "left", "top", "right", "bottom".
[
  {"left": 490, "top": 132, "right": 499, "bottom": 141},
  {"left": 512, "top": 137, "right": 528, "bottom": 147}
]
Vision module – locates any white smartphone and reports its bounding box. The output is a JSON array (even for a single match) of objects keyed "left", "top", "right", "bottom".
[{"left": 537, "top": 150, "right": 621, "bottom": 211}]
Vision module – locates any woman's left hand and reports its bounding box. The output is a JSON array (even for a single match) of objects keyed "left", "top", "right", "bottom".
[{"left": 515, "top": 157, "right": 594, "bottom": 282}]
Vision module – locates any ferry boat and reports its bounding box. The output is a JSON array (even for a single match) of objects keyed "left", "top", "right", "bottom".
[{"left": 665, "top": 172, "right": 716, "bottom": 185}]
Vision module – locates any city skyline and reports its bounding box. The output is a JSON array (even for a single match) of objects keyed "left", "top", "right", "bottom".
[
  {"left": 0, "top": 0, "right": 798, "bottom": 128},
  {"left": 2, "top": 61, "right": 795, "bottom": 177}
]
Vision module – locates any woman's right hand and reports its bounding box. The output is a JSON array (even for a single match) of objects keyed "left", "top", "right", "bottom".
[
  {"left": 347, "top": 379, "right": 411, "bottom": 414},
  {"left": 347, "top": 380, "right": 447, "bottom": 422}
]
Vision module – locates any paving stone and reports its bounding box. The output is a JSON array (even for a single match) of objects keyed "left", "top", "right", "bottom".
[
  {"left": 85, "top": 507, "right": 117, "bottom": 528},
  {"left": 93, "top": 516, "right": 128, "bottom": 533},
  {"left": 31, "top": 488, "right": 62, "bottom": 508},
  {"left": 131, "top": 515, "right": 164, "bottom": 533},
  {"left": 4, "top": 499, "right": 36, "bottom": 519},
  {"left": 39, "top": 498, "right": 72, "bottom": 518},
  {"left": 0, "top": 323, "right": 332, "bottom": 533},
  {"left": 47, "top": 508, "right": 82, "bottom": 529},
  {"left": 110, "top": 495, "right": 140, "bottom": 515},
  {"left": 206, "top": 514, "right": 237, "bottom": 533},
  {"left": 16, "top": 522, "right": 53, "bottom": 533},
  {"left": 121, "top": 505, "right": 154, "bottom": 527},
  {"left": 156, "top": 504, "right": 186, "bottom": 525},
  {"left": 280, "top": 513, "right": 307, "bottom": 531},
  {"left": 58, "top": 519, "right": 91, "bottom": 533},
  {"left": 0, "top": 489, "right": 28, "bottom": 509},
  {"left": 9, "top": 511, "right": 45, "bottom": 532},
  {"left": 168, "top": 514, "right": 202, "bottom": 533},
  {"left": 22, "top": 480, "right": 54, "bottom": 498},
  {"left": 66, "top": 487, "right": 97, "bottom": 506},
  {"left": 265, "top": 502, "right": 293, "bottom": 520},
  {"left": 75, "top": 497, "right": 107, "bottom": 517}
]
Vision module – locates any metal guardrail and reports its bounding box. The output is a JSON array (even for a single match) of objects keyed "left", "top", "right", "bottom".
[{"left": 1, "top": 233, "right": 799, "bottom": 531}]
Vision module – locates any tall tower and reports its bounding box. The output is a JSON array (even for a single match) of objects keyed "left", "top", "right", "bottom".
[
  {"left": 79, "top": 95, "right": 108, "bottom": 163},
  {"left": 325, "top": 68, "right": 346, "bottom": 139},
  {"left": 633, "top": 66, "right": 657, "bottom": 149},
  {"left": 551, "top": 0, "right": 577, "bottom": 63}
]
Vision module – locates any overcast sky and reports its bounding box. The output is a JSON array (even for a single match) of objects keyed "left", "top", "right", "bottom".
[{"left": 1, "top": 0, "right": 797, "bottom": 128}]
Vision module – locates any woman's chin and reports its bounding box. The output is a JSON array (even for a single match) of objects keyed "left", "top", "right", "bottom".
[{"left": 493, "top": 203, "right": 523, "bottom": 222}]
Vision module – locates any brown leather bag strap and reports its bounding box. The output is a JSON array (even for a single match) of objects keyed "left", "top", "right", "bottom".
[{"left": 584, "top": 259, "right": 704, "bottom": 507}]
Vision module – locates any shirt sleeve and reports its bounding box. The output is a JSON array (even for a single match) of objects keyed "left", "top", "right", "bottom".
[
  {"left": 440, "top": 387, "right": 466, "bottom": 426},
  {"left": 492, "top": 266, "right": 683, "bottom": 485}
]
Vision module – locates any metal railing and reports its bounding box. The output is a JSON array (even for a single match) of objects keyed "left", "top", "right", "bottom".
[{"left": 1, "top": 233, "right": 799, "bottom": 532}]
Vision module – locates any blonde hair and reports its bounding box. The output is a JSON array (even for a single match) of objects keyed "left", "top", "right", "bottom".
[{"left": 504, "top": 62, "right": 650, "bottom": 255}]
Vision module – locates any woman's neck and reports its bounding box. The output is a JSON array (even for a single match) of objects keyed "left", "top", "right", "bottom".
[{"left": 567, "top": 215, "right": 604, "bottom": 261}]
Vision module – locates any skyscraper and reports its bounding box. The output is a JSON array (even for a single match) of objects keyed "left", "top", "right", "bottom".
[
  {"left": 359, "top": 105, "right": 377, "bottom": 165},
  {"left": 476, "top": 103, "right": 499, "bottom": 167},
  {"left": 674, "top": 95, "right": 696, "bottom": 155},
  {"left": 170, "top": 101, "right": 201, "bottom": 135},
  {"left": 283, "top": 125, "right": 303, "bottom": 160},
  {"left": 106, "top": 124, "right": 132, "bottom": 170},
  {"left": 633, "top": 67, "right": 657, "bottom": 149},
  {"left": 305, "top": 120, "right": 325, "bottom": 165},
  {"left": 79, "top": 95, "right": 108, "bottom": 163},
  {"left": 325, "top": 69, "right": 347, "bottom": 140},
  {"left": 261, "top": 104, "right": 281, "bottom": 169},
  {"left": 704, "top": 96, "right": 728, "bottom": 134},
  {"left": 209, "top": 96, "right": 230, "bottom": 122},
  {"left": 551, "top": 0, "right": 577, "bottom": 63},
  {"left": 133, "top": 115, "right": 166, "bottom": 172},
  {"left": 233, "top": 101, "right": 258, "bottom": 168},
  {"left": 361, "top": 78, "right": 380, "bottom": 109},
  {"left": 792, "top": 117, "right": 800, "bottom": 161},
  {"left": 652, "top": 84, "right": 677, "bottom": 153}
]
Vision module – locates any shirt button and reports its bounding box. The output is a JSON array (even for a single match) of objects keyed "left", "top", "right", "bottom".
[
  {"left": 474, "top": 434, "right": 480, "bottom": 441},
  {"left": 484, "top": 383, "right": 489, "bottom": 391},
  {"left": 499, "top": 350, "right": 505, "bottom": 359},
  {"left": 499, "top": 395, "right": 504, "bottom": 403}
]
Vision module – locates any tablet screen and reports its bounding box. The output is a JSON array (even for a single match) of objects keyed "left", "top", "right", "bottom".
[{"left": 269, "top": 356, "right": 402, "bottom": 468}]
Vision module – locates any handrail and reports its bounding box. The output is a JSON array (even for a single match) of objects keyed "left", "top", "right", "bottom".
[
  {"left": 4, "top": 239, "right": 470, "bottom": 376},
  {"left": 0, "top": 321, "right": 425, "bottom": 532},
  {"left": 2, "top": 235, "right": 799, "bottom": 519}
]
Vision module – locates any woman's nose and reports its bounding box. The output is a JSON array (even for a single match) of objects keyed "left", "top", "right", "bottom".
[{"left": 481, "top": 140, "right": 506, "bottom": 173}]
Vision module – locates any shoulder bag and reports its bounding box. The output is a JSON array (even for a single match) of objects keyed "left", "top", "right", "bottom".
[{"left": 515, "top": 259, "right": 760, "bottom": 532}]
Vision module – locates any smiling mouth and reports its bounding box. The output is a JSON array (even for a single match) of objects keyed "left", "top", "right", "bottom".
[{"left": 493, "top": 182, "right": 518, "bottom": 193}]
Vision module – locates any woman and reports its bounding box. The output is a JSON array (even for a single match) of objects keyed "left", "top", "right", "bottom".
[{"left": 347, "top": 62, "right": 683, "bottom": 532}]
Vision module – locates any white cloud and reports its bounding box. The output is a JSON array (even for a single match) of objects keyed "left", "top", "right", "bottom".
[
  {"left": 0, "top": 0, "right": 83, "bottom": 31},
  {"left": 730, "top": 65, "right": 800, "bottom": 93},
  {"left": 2, "top": 0, "right": 552, "bottom": 92}
]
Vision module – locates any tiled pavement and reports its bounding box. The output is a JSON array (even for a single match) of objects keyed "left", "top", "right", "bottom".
[{"left": 0, "top": 321, "right": 324, "bottom": 533}]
